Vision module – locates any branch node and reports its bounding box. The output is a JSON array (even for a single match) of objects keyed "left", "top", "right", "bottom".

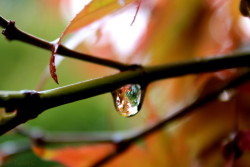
[
  {"left": 17, "top": 90, "right": 42, "bottom": 119},
  {"left": 2, "top": 20, "right": 17, "bottom": 41},
  {"left": 127, "top": 64, "right": 149, "bottom": 86},
  {"left": 20, "top": 90, "right": 40, "bottom": 98}
]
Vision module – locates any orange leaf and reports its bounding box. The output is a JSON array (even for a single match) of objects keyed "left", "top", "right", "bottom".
[
  {"left": 49, "top": 45, "right": 59, "bottom": 84},
  {"left": 60, "top": 0, "right": 136, "bottom": 41},
  {"left": 50, "top": 0, "right": 136, "bottom": 83},
  {"left": 104, "top": 132, "right": 170, "bottom": 167},
  {"left": 33, "top": 143, "right": 116, "bottom": 167}
]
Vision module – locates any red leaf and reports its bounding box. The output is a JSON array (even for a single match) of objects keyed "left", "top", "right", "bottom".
[
  {"left": 48, "top": 0, "right": 136, "bottom": 84},
  {"left": 33, "top": 143, "right": 116, "bottom": 167},
  {"left": 222, "top": 130, "right": 250, "bottom": 161},
  {"left": 237, "top": 130, "right": 250, "bottom": 152},
  {"left": 50, "top": 45, "right": 59, "bottom": 84}
]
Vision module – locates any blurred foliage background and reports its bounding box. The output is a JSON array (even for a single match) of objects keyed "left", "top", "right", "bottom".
[{"left": 1, "top": 0, "right": 250, "bottom": 166}]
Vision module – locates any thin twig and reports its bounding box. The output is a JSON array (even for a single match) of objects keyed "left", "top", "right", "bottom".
[
  {"left": 15, "top": 126, "right": 139, "bottom": 144},
  {"left": 0, "top": 16, "right": 129, "bottom": 70}
]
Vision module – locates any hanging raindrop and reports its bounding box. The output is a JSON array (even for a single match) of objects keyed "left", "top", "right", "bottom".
[{"left": 112, "top": 84, "right": 143, "bottom": 117}]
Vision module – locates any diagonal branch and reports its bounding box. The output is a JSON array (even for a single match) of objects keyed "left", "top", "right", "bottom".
[
  {"left": 15, "top": 126, "right": 139, "bottom": 144},
  {"left": 0, "top": 16, "right": 129, "bottom": 70},
  {"left": 0, "top": 51, "right": 250, "bottom": 135}
]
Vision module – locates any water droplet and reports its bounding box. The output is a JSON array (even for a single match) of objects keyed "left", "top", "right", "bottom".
[
  {"left": 112, "top": 84, "right": 142, "bottom": 117},
  {"left": 218, "top": 89, "right": 235, "bottom": 102}
]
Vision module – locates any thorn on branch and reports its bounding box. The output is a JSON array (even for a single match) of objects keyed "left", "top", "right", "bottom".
[{"left": 0, "top": 90, "right": 44, "bottom": 135}]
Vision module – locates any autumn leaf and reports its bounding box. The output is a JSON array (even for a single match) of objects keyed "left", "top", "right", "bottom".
[
  {"left": 50, "top": 45, "right": 59, "bottom": 84},
  {"left": 33, "top": 143, "right": 116, "bottom": 167},
  {"left": 33, "top": 131, "right": 172, "bottom": 167},
  {"left": 237, "top": 130, "right": 250, "bottom": 152},
  {"left": 60, "top": 0, "right": 136, "bottom": 36},
  {"left": 49, "top": 0, "right": 136, "bottom": 83}
]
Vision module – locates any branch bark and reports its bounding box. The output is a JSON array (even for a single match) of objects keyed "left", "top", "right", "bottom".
[{"left": 0, "top": 54, "right": 249, "bottom": 135}]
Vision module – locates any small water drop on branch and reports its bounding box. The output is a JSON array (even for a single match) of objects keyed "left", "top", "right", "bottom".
[
  {"left": 218, "top": 89, "right": 235, "bottom": 102},
  {"left": 112, "top": 84, "right": 143, "bottom": 117}
]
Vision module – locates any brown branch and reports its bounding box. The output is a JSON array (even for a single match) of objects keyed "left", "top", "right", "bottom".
[{"left": 0, "top": 16, "right": 130, "bottom": 70}]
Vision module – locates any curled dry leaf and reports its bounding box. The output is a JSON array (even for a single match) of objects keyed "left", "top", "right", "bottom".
[{"left": 50, "top": 45, "right": 59, "bottom": 84}]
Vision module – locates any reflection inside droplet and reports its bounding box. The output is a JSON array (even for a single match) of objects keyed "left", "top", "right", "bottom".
[{"left": 112, "top": 84, "right": 142, "bottom": 117}]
